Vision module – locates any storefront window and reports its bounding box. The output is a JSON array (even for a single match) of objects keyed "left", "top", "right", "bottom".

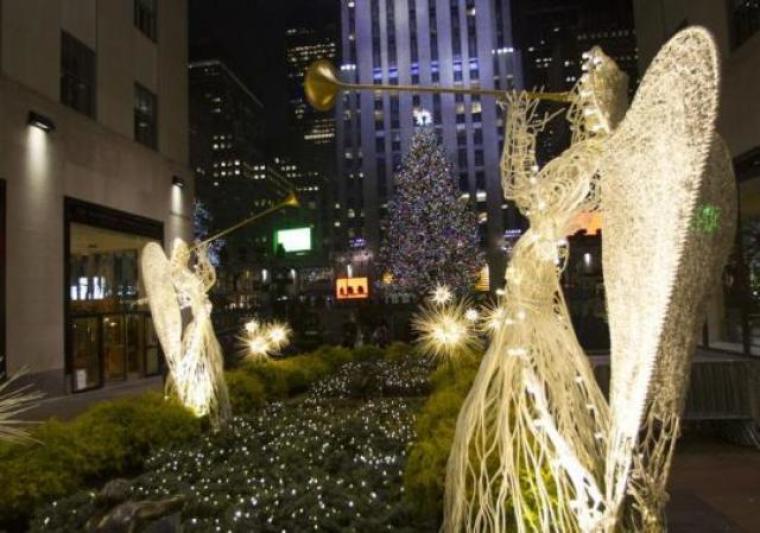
[{"left": 66, "top": 199, "right": 164, "bottom": 391}]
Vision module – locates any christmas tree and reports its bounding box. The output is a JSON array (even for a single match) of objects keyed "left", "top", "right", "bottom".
[{"left": 380, "top": 126, "right": 483, "bottom": 297}]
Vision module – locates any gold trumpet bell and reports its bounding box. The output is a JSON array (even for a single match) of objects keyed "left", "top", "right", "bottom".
[
  {"left": 305, "top": 60, "right": 341, "bottom": 112},
  {"left": 283, "top": 191, "right": 300, "bottom": 208}
]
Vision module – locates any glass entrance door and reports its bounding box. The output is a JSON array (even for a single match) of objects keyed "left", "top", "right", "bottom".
[
  {"left": 65, "top": 202, "right": 163, "bottom": 392},
  {"left": 126, "top": 313, "right": 144, "bottom": 376},
  {"left": 71, "top": 317, "right": 101, "bottom": 391},
  {"left": 103, "top": 314, "right": 127, "bottom": 381}
]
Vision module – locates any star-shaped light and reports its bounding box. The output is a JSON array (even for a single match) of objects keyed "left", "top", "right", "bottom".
[
  {"left": 430, "top": 284, "right": 453, "bottom": 306},
  {"left": 413, "top": 108, "right": 433, "bottom": 126},
  {"left": 241, "top": 319, "right": 292, "bottom": 360},
  {"left": 266, "top": 322, "right": 292, "bottom": 351}
]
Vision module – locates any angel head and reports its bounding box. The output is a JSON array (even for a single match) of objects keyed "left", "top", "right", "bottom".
[
  {"left": 570, "top": 46, "right": 629, "bottom": 139},
  {"left": 169, "top": 238, "right": 192, "bottom": 269}
]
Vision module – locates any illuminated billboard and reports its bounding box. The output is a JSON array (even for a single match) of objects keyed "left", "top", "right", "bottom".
[
  {"left": 275, "top": 227, "right": 312, "bottom": 253},
  {"left": 336, "top": 277, "right": 369, "bottom": 300}
]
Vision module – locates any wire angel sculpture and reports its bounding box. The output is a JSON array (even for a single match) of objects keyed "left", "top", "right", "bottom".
[
  {"left": 443, "top": 27, "right": 736, "bottom": 532},
  {"left": 140, "top": 239, "right": 231, "bottom": 429}
]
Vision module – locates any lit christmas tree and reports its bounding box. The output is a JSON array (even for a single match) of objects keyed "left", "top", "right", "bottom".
[{"left": 380, "top": 124, "right": 482, "bottom": 297}]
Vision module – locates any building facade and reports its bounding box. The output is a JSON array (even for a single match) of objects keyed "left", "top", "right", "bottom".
[
  {"left": 190, "top": 58, "right": 332, "bottom": 317},
  {"left": 515, "top": 0, "right": 639, "bottom": 163},
  {"left": 633, "top": 0, "right": 760, "bottom": 355},
  {"left": 286, "top": 26, "right": 339, "bottom": 173},
  {"left": 0, "top": 0, "right": 193, "bottom": 394},
  {"left": 335, "top": 0, "right": 523, "bottom": 291},
  {"left": 189, "top": 59, "right": 271, "bottom": 269}
]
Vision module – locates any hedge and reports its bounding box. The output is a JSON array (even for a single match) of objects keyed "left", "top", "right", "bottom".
[
  {"left": 403, "top": 354, "right": 557, "bottom": 528},
  {"left": 0, "top": 393, "right": 199, "bottom": 526},
  {"left": 403, "top": 357, "right": 480, "bottom": 521},
  {"left": 0, "top": 344, "right": 398, "bottom": 528}
]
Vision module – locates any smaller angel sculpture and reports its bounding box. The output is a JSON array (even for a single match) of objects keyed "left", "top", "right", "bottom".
[{"left": 141, "top": 239, "right": 231, "bottom": 428}]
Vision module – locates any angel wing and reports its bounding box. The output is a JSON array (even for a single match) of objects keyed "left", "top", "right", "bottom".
[
  {"left": 140, "top": 242, "right": 183, "bottom": 368},
  {"left": 599, "top": 27, "right": 736, "bottom": 523}
]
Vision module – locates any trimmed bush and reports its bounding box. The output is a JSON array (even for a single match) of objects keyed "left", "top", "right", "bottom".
[
  {"left": 271, "top": 355, "right": 331, "bottom": 394},
  {"left": 240, "top": 361, "right": 291, "bottom": 398},
  {"left": 312, "top": 344, "right": 354, "bottom": 367},
  {"left": 0, "top": 393, "right": 199, "bottom": 526},
  {"left": 226, "top": 370, "right": 266, "bottom": 412},
  {"left": 237, "top": 345, "right": 357, "bottom": 399},
  {"left": 352, "top": 344, "right": 385, "bottom": 361},
  {"left": 0, "top": 344, "right": 390, "bottom": 528},
  {"left": 384, "top": 341, "right": 415, "bottom": 362},
  {"left": 403, "top": 359, "right": 480, "bottom": 521}
]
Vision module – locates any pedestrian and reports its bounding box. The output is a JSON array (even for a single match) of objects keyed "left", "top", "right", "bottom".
[
  {"left": 372, "top": 321, "right": 390, "bottom": 348},
  {"left": 341, "top": 313, "right": 357, "bottom": 348}
]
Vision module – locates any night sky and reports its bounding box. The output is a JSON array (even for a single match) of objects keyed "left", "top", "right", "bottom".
[{"left": 189, "top": 0, "right": 338, "bottom": 151}]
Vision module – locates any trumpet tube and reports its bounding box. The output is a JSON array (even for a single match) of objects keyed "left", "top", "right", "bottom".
[
  {"left": 194, "top": 192, "right": 299, "bottom": 249},
  {"left": 304, "top": 59, "right": 570, "bottom": 111}
]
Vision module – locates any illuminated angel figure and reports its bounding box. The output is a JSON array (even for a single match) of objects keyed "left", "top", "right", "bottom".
[
  {"left": 443, "top": 47, "right": 627, "bottom": 533},
  {"left": 141, "top": 239, "right": 231, "bottom": 428},
  {"left": 444, "top": 27, "right": 736, "bottom": 532}
]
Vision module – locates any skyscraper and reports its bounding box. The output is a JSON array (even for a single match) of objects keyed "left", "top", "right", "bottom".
[
  {"left": 286, "top": 26, "right": 339, "bottom": 174},
  {"left": 514, "top": 0, "right": 639, "bottom": 162},
  {"left": 285, "top": 25, "right": 338, "bottom": 258},
  {"left": 190, "top": 58, "right": 332, "bottom": 311},
  {"left": 189, "top": 59, "right": 274, "bottom": 262},
  {"left": 334, "top": 0, "right": 522, "bottom": 291}
]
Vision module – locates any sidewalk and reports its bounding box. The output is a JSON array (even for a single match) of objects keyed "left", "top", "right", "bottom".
[
  {"left": 24, "top": 376, "right": 164, "bottom": 421},
  {"left": 667, "top": 436, "right": 760, "bottom": 532}
]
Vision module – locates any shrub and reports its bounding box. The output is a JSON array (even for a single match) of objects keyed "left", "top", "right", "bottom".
[
  {"left": 226, "top": 370, "right": 266, "bottom": 412},
  {"left": 32, "top": 399, "right": 420, "bottom": 532},
  {"left": 240, "top": 361, "right": 290, "bottom": 398},
  {"left": 236, "top": 345, "right": 356, "bottom": 400},
  {"left": 313, "top": 345, "right": 353, "bottom": 367},
  {"left": 271, "top": 355, "right": 331, "bottom": 394},
  {"left": 0, "top": 345, "right": 381, "bottom": 528},
  {"left": 384, "top": 341, "right": 415, "bottom": 362},
  {"left": 352, "top": 344, "right": 385, "bottom": 361},
  {"left": 403, "top": 358, "right": 479, "bottom": 522},
  {"left": 0, "top": 393, "right": 198, "bottom": 527}
]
